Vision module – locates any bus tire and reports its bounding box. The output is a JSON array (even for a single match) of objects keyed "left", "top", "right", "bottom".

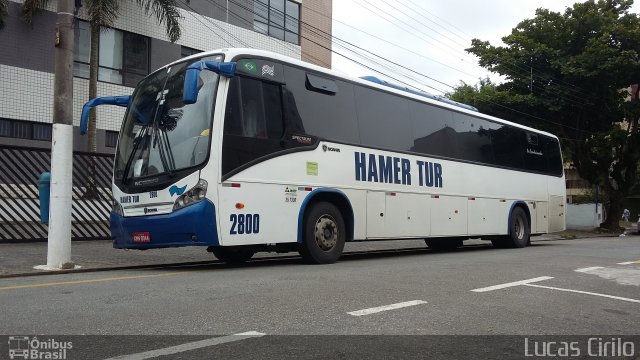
[
  {"left": 506, "top": 207, "right": 530, "bottom": 248},
  {"left": 209, "top": 246, "right": 255, "bottom": 263},
  {"left": 299, "top": 202, "right": 346, "bottom": 264},
  {"left": 425, "top": 238, "right": 463, "bottom": 251}
]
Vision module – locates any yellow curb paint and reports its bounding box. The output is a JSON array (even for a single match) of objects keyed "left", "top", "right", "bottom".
[{"left": 0, "top": 272, "right": 183, "bottom": 291}]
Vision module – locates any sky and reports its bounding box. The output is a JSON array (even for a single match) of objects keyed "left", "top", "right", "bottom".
[{"left": 331, "top": 0, "right": 640, "bottom": 96}]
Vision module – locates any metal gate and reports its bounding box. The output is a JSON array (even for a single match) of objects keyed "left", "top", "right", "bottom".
[{"left": 0, "top": 145, "right": 114, "bottom": 242}]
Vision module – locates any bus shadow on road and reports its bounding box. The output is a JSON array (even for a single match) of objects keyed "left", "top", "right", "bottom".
[{"left": 154, "top": 241, "right": 555, "bottom": 272}]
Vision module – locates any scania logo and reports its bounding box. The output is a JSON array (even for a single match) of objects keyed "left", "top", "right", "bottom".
[
  {"left": 322, "top": 145, "right": 340, "bottom": 152},
  {"left": 144, "top": 207, "right": 157, "bottom": 214}
]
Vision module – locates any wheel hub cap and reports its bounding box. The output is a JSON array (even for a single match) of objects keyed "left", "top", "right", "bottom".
[{"left": 314, "top": 216, "right": 337, "bottom": 251}]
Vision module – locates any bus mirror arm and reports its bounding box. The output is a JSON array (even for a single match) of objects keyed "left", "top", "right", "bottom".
[
  {"left": 80, "top": 96, "right": 131, "bottom": 135},
  {"left": 183, "top": 61, "right": 236, "bottom": 105}
]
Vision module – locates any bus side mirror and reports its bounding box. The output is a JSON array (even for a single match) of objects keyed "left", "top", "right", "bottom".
[
  {"left": 183, "top": 61, "right": 236, "bottom": 105},
  {"left": 80, "top": 96, "right": 131, "bottom": 135}
]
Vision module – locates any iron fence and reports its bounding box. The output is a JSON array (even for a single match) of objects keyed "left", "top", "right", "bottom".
[{"left": 0, "top": 145, "right": 114, "bottom": 242}]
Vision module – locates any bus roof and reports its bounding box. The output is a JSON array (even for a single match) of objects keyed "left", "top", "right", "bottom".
[
  {"left": 169, "top": 48, "right": 559, "bottom": 141},
  {"left": 359, "top": 76, "right": 479, "bottom": 112}
]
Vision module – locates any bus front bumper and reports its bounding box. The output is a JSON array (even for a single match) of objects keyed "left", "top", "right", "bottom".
[{"left": 110, "top": 199, "right": 219, "bottom": 249}]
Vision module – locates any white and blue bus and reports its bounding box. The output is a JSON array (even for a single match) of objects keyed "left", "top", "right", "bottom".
[{"left": 81, "top": 48, "right": 566, "bottom": 264}]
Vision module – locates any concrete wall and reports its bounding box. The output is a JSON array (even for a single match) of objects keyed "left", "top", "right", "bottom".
[{"left": 566, "top": 203, "right": 603, "bottom": 230}]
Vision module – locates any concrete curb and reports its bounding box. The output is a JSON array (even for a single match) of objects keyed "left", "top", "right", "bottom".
[
  {"left": 1, "top": 234, "right": 635, "bottom": 279},
  {"left": 0, "top": 260, "right": 218, "bottom": 279}
]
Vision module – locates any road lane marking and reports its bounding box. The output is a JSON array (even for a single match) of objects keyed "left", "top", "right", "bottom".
[
  {"left": 575, "top": 267, "right": 604, "bottom": 273},
  {"left": 617, "top": 261, "right": 640, "bottom": 265},
  {"left": 0, "top": 272, "right": 183, "bottom": 291},
  {"left": 347, "top": 300, "right": 427, "bottom": 316},
  {"left": 104, "top": 331, "right": 266, "bottom": 360},
  {"left": 524, "top": 283, "right": 640, "bottom": 304},
  {"left": 573, "top": 267, "right": 640, "bottom": 286},
  {"left": 470, "top": 276, "right": 554, "bottom": 293}
]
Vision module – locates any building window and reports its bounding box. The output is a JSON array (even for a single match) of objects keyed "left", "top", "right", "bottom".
[
  {"left": 73, "top": 21, "right": 91, "bottom": 79},
  {"left": 105, "top": 131, "right": 119, "bottom": 148},
  {"left": 0, "top": 119, "right": 52, "bottom": 141},
  {"left": 0, "top": 119, "right": 12, "bottom": 138},
  {"left": 253, "top": 0, "right": 299, "bottom": 45},
  {"left": 74, "top": 21, "right": 150, "bottom": 87},
  {"left": 33, "top": 123, "right": 53, "bottom": 141},
  {"left": 181, "top": 46, "right": 202, "bottom": 58}
]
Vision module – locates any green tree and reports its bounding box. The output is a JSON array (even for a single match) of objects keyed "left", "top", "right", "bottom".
[
  {"left": 22, "top": 0, "right": 183, "bottom": 153},
  {"left": 448, "top": 78, "right": 536, "bottom": 123},
  {"left": 459, "top": 0, "right": 640, "bottom": 230}
]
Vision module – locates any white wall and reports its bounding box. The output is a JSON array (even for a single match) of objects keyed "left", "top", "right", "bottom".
[{"left": 566, "top": 203, "right": 602, "bottom": 230}]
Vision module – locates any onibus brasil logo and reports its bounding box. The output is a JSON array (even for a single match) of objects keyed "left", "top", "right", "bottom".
[{"left": 8, "top": 336, "right": 72, "bottom": 359}]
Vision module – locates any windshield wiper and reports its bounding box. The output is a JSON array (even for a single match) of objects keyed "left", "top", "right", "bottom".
[
  {"left": 121, "top": 126, "right": 149, "bottom": 185},
  {"left": 152, "top": 125, "right": 176, "bottom": 177}
]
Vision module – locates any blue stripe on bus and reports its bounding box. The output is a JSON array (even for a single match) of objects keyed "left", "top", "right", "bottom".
[
  {"left": 111, "top": 199, "right": 219, "bottom": 249},
  {"left": 297, "top": 188, "right": 354, "bottom": 243}
]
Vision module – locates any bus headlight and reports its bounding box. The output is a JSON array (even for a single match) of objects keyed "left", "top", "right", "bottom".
[
  {"left": 173, "top": 179, "right": 208, "bottom": 211},
  {"left": 113, "top": 200, "right": 124, "bottom": 216}
]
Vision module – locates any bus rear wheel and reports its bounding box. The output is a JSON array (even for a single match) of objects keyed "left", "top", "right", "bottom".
[
  {"left": 209, "top": 246, "right": 256, "bottom": 263},
  {"left": 299, "top": 202, "right": 346, "bottom": 264},
  {"left": 501, "top": 207, "right": 530, "bottom": 248}
]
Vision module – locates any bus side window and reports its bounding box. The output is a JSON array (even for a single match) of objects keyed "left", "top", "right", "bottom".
[
  {"left": 543, "top": 136, "right": 563, "bottom": 176},
  {"left": 522, "top": 132, "right": 547, "bottom": 173},
  {"left": 282, "top": 86, "right": 305, "bottom": 135},
  {"left": 492, "top": 125, "right": 524, "bottom": 169},
  {"left": 282, "top": 65, "right": 360, "bottom": 144},
  {"left": 224, "top": 77, "right": 284, "bottom": 140},
  {"left": 222, "top": 76, "right": 285, "bottom": 177}
]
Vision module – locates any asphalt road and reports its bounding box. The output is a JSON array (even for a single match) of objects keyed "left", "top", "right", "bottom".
[{"left": 1, "top": 236, "right": 639, "bottom": 359}]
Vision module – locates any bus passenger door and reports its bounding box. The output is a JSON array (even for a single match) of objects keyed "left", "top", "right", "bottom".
[{"left": 366, "top": 191, "right": 386, "bottom": 239}]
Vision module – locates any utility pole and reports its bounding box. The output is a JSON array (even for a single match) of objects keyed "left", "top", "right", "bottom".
[{"left": 45, "top": 0, "right": 75, "bottom": 269}]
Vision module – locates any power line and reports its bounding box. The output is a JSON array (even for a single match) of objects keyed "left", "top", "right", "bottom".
[
  {"left": 352, "top": 0, "right": 593, "bottom": 106},
  {"left": 387, "top": 0, "right": 594, "bottom": 99},
  {"left": 179, "top": 0, "right": 248, "bottom": 47},
  {"left": 222, "top": 0, "right": 597, "bottom": 135},
  {"left": 297, "top": 3, "right": 595, "bottom": 110},
  {"left": 179, "top": 0, "right": 234, "bottom": 47},
  {"left": 182, "top": 0, "right": 596, "bottom": 137}
]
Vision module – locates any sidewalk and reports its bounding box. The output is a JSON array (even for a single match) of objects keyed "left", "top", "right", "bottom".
[
  {"left": 0, "top": 240, "right": 214, "bottom": 278},
  {"left": 0, "top": 229, "right": 635, "bottom": 278}
]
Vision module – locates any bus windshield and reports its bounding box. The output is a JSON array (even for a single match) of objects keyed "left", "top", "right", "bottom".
[{"left": 114, "top": 55, "right": 222, "bottom": 188}]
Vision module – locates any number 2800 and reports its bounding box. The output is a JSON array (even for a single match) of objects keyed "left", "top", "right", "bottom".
[{"left": 230, "top": 214, "right": 260, "bottom": 235}]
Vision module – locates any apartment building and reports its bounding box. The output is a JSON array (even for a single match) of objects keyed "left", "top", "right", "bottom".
[{"left": 0, "top": 0, "right": 332, "bottom": 153}]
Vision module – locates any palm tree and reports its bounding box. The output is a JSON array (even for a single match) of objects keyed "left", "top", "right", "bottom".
[
  {"left": 22, "top": 0, "right": 183, "bottom": 153},
  {"left": 22, "top": 0, "right": 182, "bottom": 198},
  {"left": 0, "top": 0, "right": 8, "bottom": 30}
]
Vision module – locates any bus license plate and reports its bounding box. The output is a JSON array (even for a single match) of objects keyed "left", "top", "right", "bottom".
[{"left": 132, "top": 232, "right": 151, "bottom": 243}]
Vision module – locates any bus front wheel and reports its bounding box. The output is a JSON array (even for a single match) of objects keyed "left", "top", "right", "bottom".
[
  {"left": 209, "top": 246, "right": 255, "bottom": 263},
  {"left": 299, "top": 202, "right": 346, "bottom": 264}
]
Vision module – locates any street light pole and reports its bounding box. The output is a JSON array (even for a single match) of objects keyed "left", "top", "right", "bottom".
[{"left": 46, "top": 0, "right": 75, "bottom": 269}]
